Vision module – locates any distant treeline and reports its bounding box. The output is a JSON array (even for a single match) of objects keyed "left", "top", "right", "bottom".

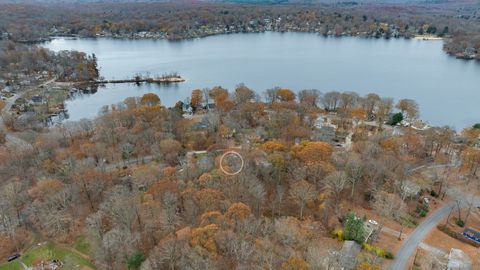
[{"left": 0, "top": 2, "right": 479, "bottom": 58}]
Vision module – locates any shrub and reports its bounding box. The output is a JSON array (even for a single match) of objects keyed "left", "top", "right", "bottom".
[
  {"left": 437, "top": 224, "right": 480, "bottom": 247},
  {"left": 344, "top": 212, "right": 366, "bottom": 244},
  {"left": 473, "top": 123, "right": 480, "bottom": 129},
  {"left": 437, "top": 224, "right": 457, "bottom": 238},
  {"left": 389, "top": 112, "right": 403, "bottom": 126},
  {"left": 357, "top": 261, "right": 381, "bottom": 270},
  {"left": 456, "top": 219, "right": 465, "bottom": 227},
  {"left": 332, "top": 228, "right": 344, "bottom": 241},
  {"left": 282, "top": 256, "right": 308, "bottom": 270},
  {"left": 415, "top": 203, "right": 429, "bottom": 217},
  {"left": 430, "top": 190, "right": 438, "bottom": 197},
  {"left": 385, "top": 251, "right": 394, "bottom": 259},
  {"left": 127, "top": 252, "right": 145, "bottom": 270},
  {"left": 362, "top": 243, "right": 394, "bottom": 259},
  {"left": 364, "top": 191, "right": 374, "bottom": 202}
]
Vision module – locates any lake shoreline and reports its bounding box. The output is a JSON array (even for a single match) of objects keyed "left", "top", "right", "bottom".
[
  {"left": 43, "top": 32, "right": 480, "bottom": 128},
  {"left": 46, "top": 31, "right": 480, "bottom": 62}
]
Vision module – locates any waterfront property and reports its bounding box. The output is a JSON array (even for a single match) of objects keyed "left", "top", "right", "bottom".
[{"left": 44, "top": 32, "right": 480, "bottom": 128}]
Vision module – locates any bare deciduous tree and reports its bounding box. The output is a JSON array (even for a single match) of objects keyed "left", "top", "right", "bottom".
[{"left": 289, "top": 180, "right": 316, "bottom": 220}]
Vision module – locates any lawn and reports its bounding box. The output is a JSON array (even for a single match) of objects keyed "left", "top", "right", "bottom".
[
  {"left": 74, "top": 235, "right": 91, "bottom": 255},
  {"left": 0, "top": 242, "right": 96, "bottom": 270}
]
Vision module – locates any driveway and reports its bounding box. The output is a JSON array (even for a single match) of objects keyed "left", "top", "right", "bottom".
[{"left": 390, "top": 202, "right": 455, "bottom": 270}]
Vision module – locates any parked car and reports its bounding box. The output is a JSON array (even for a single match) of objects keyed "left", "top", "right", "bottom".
[
  {"left": 368, "top": 219, "right": 378, "bottom": 226},
  {"left": 7, "top": 254, "right": 20, "bottom": 262}
]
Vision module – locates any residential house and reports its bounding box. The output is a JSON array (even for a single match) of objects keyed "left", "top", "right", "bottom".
[{"left": 31, "top": 95, "right": 44, "bottom": 105}]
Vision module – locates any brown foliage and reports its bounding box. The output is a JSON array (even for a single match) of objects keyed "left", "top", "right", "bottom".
[
  {"left": 261, "top": 140, "right": 286, "bottom": 153},
  {"left": 207, "top": 87, "right": 235, "bottom": 112},
  {"left": 396, "top": 98, "right": 419, "bottom": 119},
  {"left": 190, "top": 89, "right": 203, "bottom": 109},
  {"left": 140, "top": 93, "right": 161, "bottom": 107},
  {"left": 357, "top": 261, "right": 381, "bottom": 270},
  {"left": 146, "top": 180, "right": 178, "bottom": 201},
  {"left": 282, "top": 256, "right": 308, "bottom": 270},
  {"left": 190, "top": 224, "right": 219, "bottom": 255},
  {"left": 350, "top": 108, "right": 367, "bottom": 120},
  {"left": 28, "top": 179, "right": 64, "bottom": 201},
  {"left": 225, "top": 202, "right": 251, "bottom": 221},
  {"left": 461, "top": 147, "right": 480, "bottom": 176},
  {"left": 160, "top": 139, "right": 182, "bottom": 165},
  {"left": 379, "top": 137, "right": 402, "bottom": 154},
  {"left": 292, "top": 141, "right": 333, "bottom": 163},
  {"left": 198, "top": 173, "right": 216, "bottom": 188},
  {"left": 163, "top": 166, "right": 177, "bottom": 178},
  {"left": 199, "top": 211, "right": 224, "bottom": 226},
  {"left": 235, "top": 84, "right": 255, "bottom": 104},
  {"left": 195, "top": 188, "right": 225, "bottom": 213},
  {"left": 276, "top": 88, "right": 295, "bottom": 102}
]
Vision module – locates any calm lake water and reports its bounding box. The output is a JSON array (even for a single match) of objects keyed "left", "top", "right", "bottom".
[{"left": 43, "top": 32, "right": 480, "bottom": 129}]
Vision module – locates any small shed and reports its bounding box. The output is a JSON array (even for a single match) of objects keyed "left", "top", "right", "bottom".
[{"left": 31, "top": 95, "right": 44, "bottom": 104}]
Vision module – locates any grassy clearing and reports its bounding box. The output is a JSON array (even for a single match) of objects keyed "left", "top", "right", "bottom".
[
  {"left": 0, "top": 242, "right": 95, "bottom": 270},
  {"left": 74, "top": 235, "right": 91, "bottom": 255}
]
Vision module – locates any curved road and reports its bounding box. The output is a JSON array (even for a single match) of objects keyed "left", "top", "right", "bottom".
[
  {"left": 1, "top": 94, "right": 32, "bottom": 149},
  {"left": 390, "top": 202, "right": 455, "bottom": 270}
]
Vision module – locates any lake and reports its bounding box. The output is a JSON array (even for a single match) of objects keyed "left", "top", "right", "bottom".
[{"left": 43, "top": 32, "right": 480, "bottom": 129}]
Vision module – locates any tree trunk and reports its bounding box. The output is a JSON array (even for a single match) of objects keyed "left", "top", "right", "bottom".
[
  {"left": 465, "top": 203, "right": 474, "bottom": 226},
  {"left": 271, "top": 202, "right": 276, "bottom": 220},
  {"left": 456, "top": 201, "right": 462, "bottom": 221},
  {"left": 437, "top": 180, "right": 443, "bottom": 197},
  {"left": 445, "top": 206, "right": 454, "bottom": 225},
  {"left": 350, "top": 182, "right": 356, "bottom": 200}
]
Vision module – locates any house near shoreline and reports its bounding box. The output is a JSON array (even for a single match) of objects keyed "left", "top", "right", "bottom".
[{"left": 312, "top": 115, "right": 337, "bottom": 143}]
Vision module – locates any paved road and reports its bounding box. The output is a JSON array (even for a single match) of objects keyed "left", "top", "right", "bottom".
[
  {"left": 390, "top": 202, "right": 455, "bottom": 270},
  {"left": 1, "top": 93, "right": 32, "bottom": 149}
]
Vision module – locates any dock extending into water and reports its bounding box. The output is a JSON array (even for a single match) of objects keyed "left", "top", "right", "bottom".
[{"left": 90, "top": 76, "right": 185, "bottom": 84}]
